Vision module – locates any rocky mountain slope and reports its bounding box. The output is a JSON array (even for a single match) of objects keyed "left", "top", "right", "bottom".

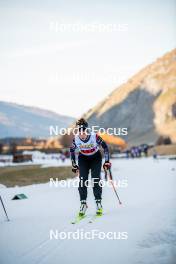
[{"left": 83, "top": 49, "right": 176, "bottom": 145}]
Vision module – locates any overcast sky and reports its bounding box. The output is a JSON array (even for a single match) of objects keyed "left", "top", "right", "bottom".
[{"left": 0, "top": 0, "right": 175, "bottom": 117}]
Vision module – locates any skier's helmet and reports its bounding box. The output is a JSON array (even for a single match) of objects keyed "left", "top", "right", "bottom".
[{"left": 76, "top": 118, "right": 88, "bottom": 131}]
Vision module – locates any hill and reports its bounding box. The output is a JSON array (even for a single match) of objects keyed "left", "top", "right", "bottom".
[
  {"left": 83, "top": 49, "right": 176, "bottom": 145},
  {"left": 0, "top": 101, "right": 75, "bottom": 138}
]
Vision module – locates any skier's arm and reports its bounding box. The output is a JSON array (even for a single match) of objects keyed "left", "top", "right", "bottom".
[
  {"left": 70, "top": 139, "right": 79, "bottom": 173},
  {"left": 70, "top": 138, "right": 77, "bottom": 165},
  {"left": 96, "top": 134, "right": 110, "bottom": 162}
]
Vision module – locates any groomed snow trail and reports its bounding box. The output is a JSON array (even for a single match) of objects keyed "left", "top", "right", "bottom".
[{"left": 0, "top": 158, "right": 176, "bottom": 264}]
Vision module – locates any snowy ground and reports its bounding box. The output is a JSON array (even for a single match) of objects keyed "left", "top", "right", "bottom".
[
  {"left": 0, "top": 158, "right": 176, "bottom": 264},
  {"left": 0, "top": 153, "right": 71, "bottom": 168}
]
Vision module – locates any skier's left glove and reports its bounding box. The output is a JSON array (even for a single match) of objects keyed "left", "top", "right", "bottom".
[
  {"left": 103, "top": 161, "right": 111, "bottom": 170},
  {"left": 72, "top": 164, "right": 79, "bottom": 173}
]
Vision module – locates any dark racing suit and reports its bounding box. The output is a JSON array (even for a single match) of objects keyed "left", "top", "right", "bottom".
[{"left": 70, "top": 133, "right": 109, "bottom": 201}]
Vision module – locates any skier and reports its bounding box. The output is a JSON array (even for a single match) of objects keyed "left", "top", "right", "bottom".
[{"left": 70, "top": 118, "right": 111, "bottom": 218}]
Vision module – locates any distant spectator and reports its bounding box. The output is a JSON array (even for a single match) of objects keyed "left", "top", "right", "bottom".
[
  {"left": 60, "top": 153, "right": 66, "bottom": 162},
  {"left": 0, "top": 143, "right": 3, "bottom": 154},
  {"left": 153, "top": 149, "right": 158, "bottom": 159}
]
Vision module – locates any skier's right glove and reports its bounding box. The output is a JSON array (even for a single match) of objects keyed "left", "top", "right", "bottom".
[
  {"left": 103, "top": 161, "right": 111, "bottom": 171},
  {"left": 72, "top": 164, "right": 79, "bottom": 173}
]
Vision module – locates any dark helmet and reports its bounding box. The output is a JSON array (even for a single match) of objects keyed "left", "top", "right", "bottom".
[{"left": 76, "top": 118, "right": 88, "bottom": 131}]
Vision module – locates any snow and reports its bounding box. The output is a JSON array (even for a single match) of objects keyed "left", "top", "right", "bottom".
[
  {"left": 0, "top": 152, "right": 71, "bottom": 167},
  {"left": 0, "top": 184, "right": 7, "bottom": 189},
  {"left": 0, "top": 158, "right": 176, "bottom": 264}
]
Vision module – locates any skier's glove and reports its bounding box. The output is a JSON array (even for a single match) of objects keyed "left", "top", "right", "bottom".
[
  {"left": 103, "top": 161, "right": 111, "bottom": 171},
  {"left": 72, "top": 164, "right": 79, "bottom": 173}
]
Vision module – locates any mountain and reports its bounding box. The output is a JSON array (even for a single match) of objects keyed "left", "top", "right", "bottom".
[
  {"left": 0, "top": 101, "right": 75, "bottom": 138},
  {"left": 83, "top": 49, "right": 176, "bottom": 145}
]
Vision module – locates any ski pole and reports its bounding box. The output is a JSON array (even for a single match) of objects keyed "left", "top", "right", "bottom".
[
  {"left": 0, "top": 195, "right": 10, "bottom": 221},
  {"left": 105, "top": 169, "right": 122, "bottom": 205}
]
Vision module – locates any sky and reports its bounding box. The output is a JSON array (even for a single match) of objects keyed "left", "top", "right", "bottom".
[{"left": 0, "top": 0, "right": 175, "bottom": 118}]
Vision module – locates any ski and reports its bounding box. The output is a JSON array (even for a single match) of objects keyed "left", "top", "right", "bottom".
[
  {"left": 71, "top": 212, "right": 103, "bottom": 224},
  {"left": 71, "top": 214, "right": 86, "bottom": 224},
  {"left": 89, "top": 213, "right": 103, "bottom": 223}
]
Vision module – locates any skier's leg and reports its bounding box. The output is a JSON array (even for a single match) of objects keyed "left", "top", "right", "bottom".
[
  {"left": 91, "top": 151, "right": 102, "bottom": 200},
  {"left": 91, "top": 152, "right": 103, "bottom": 215},
  {"left": 78, "top": 155, "right": 89, "bottom": 201}
]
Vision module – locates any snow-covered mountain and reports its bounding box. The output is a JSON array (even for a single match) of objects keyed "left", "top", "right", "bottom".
[{"left": 0, "top": 101, "right": 75, "bottom": 138}]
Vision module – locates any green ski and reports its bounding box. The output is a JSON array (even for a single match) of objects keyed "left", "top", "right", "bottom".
[
  {"left": 89, "top": 212, "right": 103, "bottom": 223},
  {"left": 71, "top": 214, "right": 86, "bottom": 224}
]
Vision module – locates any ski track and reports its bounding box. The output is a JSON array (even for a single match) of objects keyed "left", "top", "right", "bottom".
[
  {"left": 21, "top": 215, "right": 94, "bottom": 264},
  {"left": 19, "top": 213, "right": 94, "bottom": 264},
  {"left": 18, "top": 223, "right": 69, "bottom": 260},
  {"left": 38, "top": 215, "right": 111, "bottom": 264},
  {"left": 0, "top": 158, "right": 176, "bottom": 264},
  {"left": 33, "top": 219, "right": 90, "bottom": 264}
]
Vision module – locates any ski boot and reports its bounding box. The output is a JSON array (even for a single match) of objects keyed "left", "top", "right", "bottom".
[
  {"left": 95, "top": 199, "right": 103, "bottom": 216},
  {"left": 78, "top": 200, "right": 87, "bottom": 217}
]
